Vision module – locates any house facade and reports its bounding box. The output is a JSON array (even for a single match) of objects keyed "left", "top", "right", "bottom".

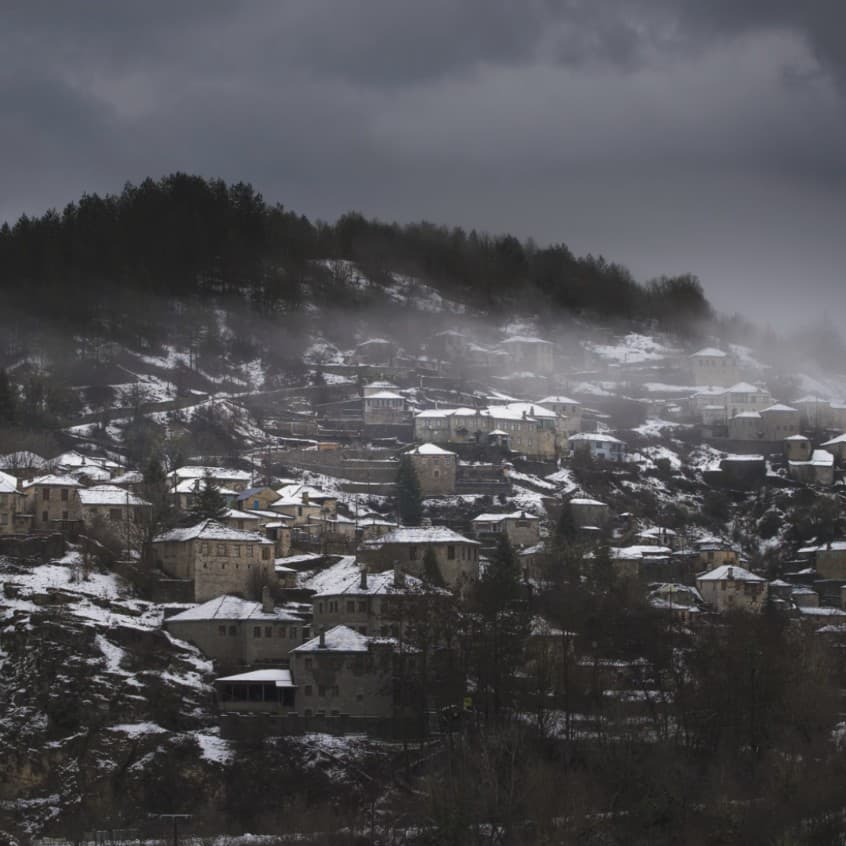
[
  {"left": 357, "top": 526, "right": 480, "bottom": 591},
  {"left": 405, "top": 443, "right": 457, "bottom": 496},
  {"left": 696, "top": 564, "right": 767, "bottom": 613},
  {"left": 152, "top": 519, "right": 277, "bottom": 602},
  {"left": 23, "top": 475, "right": 83, "bottom": 530},
  {"left": 569, "top": 433, "right": 627, "bottom": 463},
  {"left": 471, "top": 511, "right": 540, "bottom": 548}
]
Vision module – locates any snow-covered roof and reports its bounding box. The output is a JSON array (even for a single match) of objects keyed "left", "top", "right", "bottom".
[
  {"left": 569, "top": 432, "right": 625, "bottom": 445},
  {"left": 111, "top": 470, "right": 144, "bottom": 485},
  {"left": 365, "top": 391, "right": 405, "bottom": 400},
  {"left": 169, "top": 465, "right": 252, "bottom": 481},
  {"left": 153, "top": 519, "right": 273, "bottom": 544},
  {"left": 275, "top": 483, "right": 336, "bottom": 503},
  {"left": 365, "top": 380, "right": 399, "bottom": 388},
  {"left": 361, "top": 526, "right": 478, "bottom": 547},
  {"left": 0, "top": 470, "right": 20, "bottom": 493},
  {"left": 312, "top": 567, "right": 430, "bottom": 598},
  {"left": 490, "top": 402, "right": 556, "bottom": 421},
  {"left": 732, "top": 411, "right": 761, "bottom": 419},
  {"left": 569, "top": 497, "right": 607, "bottom": 507},
  {"left": 793, "top": 395, "right": 831, "bottom": 404},
  {"left": 785, "top": 434, "right": 810, "bottom": 442},
  {"left": 761, "top": 403, "right": 798, "bottom": 413},
  {"left": 472, "top": 511, "right": 539, "bottom": 524},
  {"left": 406, "top": 443, "right": 456, "bottom": 456},
  {"left": 690, "top": 347, "right": 727, "bottom": 358},
  {"left": 636, "top": 527, "right": 677, "bottom": 539},
  {"left": 236, "top": 486, "right": 280, "bottom": 502},
  {"left": 223, "top": 508, "right": 262, "bottom": 521},
  {"left": 611, "top": 545, "right": 673, "bottom": 560},
  {"left": 292, "top": 624, "right": 371, "bottom": 653},
  {"left": 821, "top": 433, "right": 846, "bottom": 447},
  {"left": 55, "top": 450, "right": 121, "bottom": 470},
  {"left": 23, "top": 474, "right": 82, "bottom": 488},
  {"left": 537, "top": 395, "right": 580, "bottom": 406},
  {"left": 173, "top": 478, "right": 238, "bottom": 495},
  {"left": 167, "top": 595, "right": 304, "bottom": 623},
  {"left": 697, "top": 564, "right": 765, "bottom": 582},
  {"left": 215, "top": 668, "right": 295, "bottom": 686},
  {"left": 78, "top": 485, "right": 151, "bottom": 507},
  {"left": 722, "top": 454, "right": 765, "bottom": 462},
  {"left": 726, "top": 382, "right": 765, "bottom": 394}
]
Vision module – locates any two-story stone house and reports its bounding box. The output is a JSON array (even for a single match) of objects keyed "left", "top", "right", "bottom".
[
  {"left": 151, "top": 519, "right": 277, "bottom": 602},
  {"left": 23, "top": 474, "right": 83, "bottom": 530},
  {"left": 471, "top": 511, "right": 540, "bottom": 548},
  {"left": 696, "top": 564, "right": 767, "bottom": 613}
]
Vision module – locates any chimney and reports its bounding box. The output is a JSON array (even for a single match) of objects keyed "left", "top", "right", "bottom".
[
  {"left": 360, "top": 568, "right": 368, "bottom": 590},
  {"left": 261, "top": 585, "right": 273, "bottom": 614},
  {"left": 727, "top": 566, "right": 734, "bottom": 580},
  {"left": 394, "top": 565, "right": 405, "bottom": 587},
  {"left": 319, "top": 626, "right": 327, "bottom": 648},
  {"left": 302, "top": 490, "right": 310, "bottom": 504}
]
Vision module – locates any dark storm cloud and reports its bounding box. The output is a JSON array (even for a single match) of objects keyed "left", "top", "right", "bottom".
[{"left": 1, "top": 1, "right": 845, "bottom": 325}]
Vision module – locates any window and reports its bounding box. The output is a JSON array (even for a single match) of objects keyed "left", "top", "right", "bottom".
[
  {"left": 318, "top": 602, "right": 324, "bottom": 614},
  {"left": 297, "top": 506, "right": 303, "bottom": 516},
  {"left": 200, "top": 542, "right": 209, "bottom": 554},
  {"left": 247, "top": 545, "right": 254, "bottom": 557},
  {"left": 228, "top": 625, "right": 237, "bottom": 636},
  {"left": 253, "top": 626, "right": 262, "bottom": 638},
  {"left": 447, "top": 545, "right": 456, "bottom": 560},
  {"left": 42, "top": 488, "right": 50, "bottom": 501},
  {"left": 305, "top": 658, "right": 313, "bottom": 669},
  {"left": 357, "top": 601, "right": 367, "bottom": 612},
  {"left": 61, "top": 511, "right": 68, "bottom": 520},
  {"left": 264, "top": 626, "right": 272, "bottom": 638},
  {"left": 262, "top": 547, "right": 270, "bottom": 560},
  {"left": 234, "top": 545, "right": 241, "bottom": 558},
  {"left": 218, "top": 625, "right": 226, "bottom": 636},
  {"left": 347, "top": 600, "right": 355, "bottom": 612},
  {"left": 277, "top": 627, "right": 285, "bottom": 638},
  {"left": 305, "top": 685, "right": 312, "bottom": 697},
  {"left": 216, "top": 544, "right": 226, "bottom": 556}
]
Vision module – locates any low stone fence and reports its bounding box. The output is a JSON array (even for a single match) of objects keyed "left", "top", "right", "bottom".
[{"left": 0, "top": 532, "right": 65, "bottom": 563}]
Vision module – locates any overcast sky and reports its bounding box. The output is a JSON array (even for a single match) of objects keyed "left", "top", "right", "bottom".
[{"left": 3, "top": 1, "right": 845, "bottom": 327}]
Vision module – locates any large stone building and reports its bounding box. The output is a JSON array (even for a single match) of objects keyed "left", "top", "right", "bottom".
[
  {"left": 536, "top": 395, "right": 582, "bottom": 433},
  {"left": 310, "top": 561, "right": 445, "bottom": 637},
  {"left": 357, "top": 526, "right": 480, "bottom": 591},
  {"left": 165, "top": 591, "right": 310, "bottom": 669},
  {"left": 696, "top": 564, "right": 767, "bottom": 613},
  {"left": 569, "top": 433, "right": 627, "bottom": 463},
  {"left": 404, "top": 443, "right": 457, "bottom": 496},
  {"left": 498, "top": 336, "right": 556, "bottom": 374},
  {"left": 688, "top": 348, "right": 738, "bottom": 387},
  {"left": 289, "top": 625, "right": 405, "bottom": 717},
  {"left": 23, "top": 474, "right": 83, "bottom": 530},
  {"left": 363, "top": 391, "right": 409, "bottom": 426},
  {"left": 151, "top": 519, "right": 276, "bottom": 602},
  {"left": 0, "top": 471, "right": 25, "bottom": 535},
  {"left": 759, "top": 404, "right": 801, "bottom": 440},
  {"left": 471, "top": 511, "right": 540, "bottom": 548},
  {"left": 414, "top": 402, "right": 565, "bottom": 460}
]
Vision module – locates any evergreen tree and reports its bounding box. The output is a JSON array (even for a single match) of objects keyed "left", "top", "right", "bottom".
[
  {"left": 423, "top": 546, "right": 445, "bottom": 587},
  {"left": 142, "top": 454, "right": 175, "bottom": 536},
  {"left": 396, "top": 456, "right": 423, "bottom": 525},
  {"left": 478, "top": 533, "right": 523, "bottom": 618},
  {"left": 0, "top": 369, "right": 16, "bottom": 425},
  {"left": 188, "top": 470, "right": 229, "bottom": 522}
]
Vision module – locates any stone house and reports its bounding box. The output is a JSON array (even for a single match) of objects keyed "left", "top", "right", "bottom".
[
  {"left": 688, "top": 347, "right": 738, "bottom": 386},
  {"left": 569, "top": 497, "right": 610, "bottom": 528},
  {"left": 634, "top": 526, "right": 678, "bottom": 549},
  {"left": 358, "top": 516, "right": 400, "bottom": 541},
  {"left": 696, "top": 564, "right": 767, "bottom": 613},
  {"left": 413, "top": 402, "right": 565, "bottom": 461},
  {"left": 498, "top": 336, "right": 556, "bottom": 374},
  {"left": 165, "top": 590, "right": 310, "bottom": 669},
  {"left": 536, "top": 395, "right": 583, "bottom": 433},
  {"left": 569, "top": 432, "right": 627, "bottom": 463},
  {"left": 168, "top": 465, "right": 253, "bottom": 493},
  {"left": 272, "top": 484, "right": 338, "bottom": 526},
  {"left": 759, "top": 404, "right": 801, "bottom": 440},
  {"left": 404, "top": 443, "right": 457, "bottom": 496},
  {"left": 223, "top": 508, "right": 292, "bottom": 557},
  {"left": 471, "top": 511, "right": 540, "bottom": 548},
  {"left": 236, "top": 486, "right": 281, "bottom": 512},
  {"left": 23, "top": 474, "right": 83, "bottom": 530},
  {"left": 694, "top": 537, "right": 738, "bottom": 570},
  {"left": 357, "top": 526, "right": 480, "bottom": 592},
  {"left": 363, "top": 391, "right": 409, "bottom": 426},
  {"left": 610, "top": 546, "right": 674, "bottom": 582},
  {"left": 77, "top": 484, "right": 151, "bottom": 522},
  {"left": 151, "top": 519, "right": 277, "bottom": 602},
  {"left": 789, "top": 449, "right": 835, "bottom": 486},
  {"left": 311, "top": 564, "right": 446, "bottom": 637},
  {"left": 289, "top": 625, "right": 406, "bottom": 717},
  {"left": 0, "top": 471, "right": 25, "bottom": 535},
  {"left": 723, "top": 383, "right": 773, "bottom": 418},
  {"left": 727, "top": 411, "right": 762, "bottom": 441},
  {"left": 820, "top": 433, "right": 846, "bottom": 463},
  {"left": 173, "top": 478, "right": 239, "bottom": 513},
  {"left": 792, "top": 396, "right": 832, "bottom": 429},
  {"left": 785, "top": 435, "right": 812, "bottom": 462},
  {"left": 55, "top": 450, "right": 122, "bottom": 483},
  {"left": 798, "top": 541, "right": 846, "bottom": 580},
  {"left": 363, "top": 381, "right": 401, "bottom": 397}
]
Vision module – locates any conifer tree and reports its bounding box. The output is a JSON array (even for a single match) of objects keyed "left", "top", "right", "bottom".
[
  {"left": 188, "top": 470, "right": 229, "bottom": 522},
  {"left": 396, "top": 455, "right": 423, "bottom": 525}
]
